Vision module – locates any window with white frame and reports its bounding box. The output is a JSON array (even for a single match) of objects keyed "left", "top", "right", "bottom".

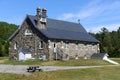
[
  {"left": 53, "top": 43, "right": 57, "bottom": 53},
  {"left": 25, "top": 29, "right": 32, "bottom": 35},
  {"left": 14, "top": 42, "right": 17, "bottom": 50},
  {"left": 54, "top": 43, "right": 56, "bottom": 48},
  {"left": 48, "top": 40, "right": 51, "bottom": 48},
  {"left": 65, "top": 42, "right": 69, "bottom": 49},
  {"left": 39, "top": 40, "right": 44, "bottom": 49},
  {"left": 40, "top": 18, "right": 47, "bottom": 23}
]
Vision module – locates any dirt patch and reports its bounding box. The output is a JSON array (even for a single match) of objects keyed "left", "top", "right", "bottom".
[{"left": 0, "top": 60, "right": 5, "bottom": 63}]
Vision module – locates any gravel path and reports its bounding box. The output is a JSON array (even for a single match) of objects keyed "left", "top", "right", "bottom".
[
  {"left": 40, "top": 66, "right": 103, "bottom": 71},
  {"left": 0, "top": 65, "right": 29, "bottom": 74},
  {"left": 0, "top": 64, "right": 102, "bottom": 74},
  {"left": 0, "top": 64, "right": 118, "bottom": 74}
]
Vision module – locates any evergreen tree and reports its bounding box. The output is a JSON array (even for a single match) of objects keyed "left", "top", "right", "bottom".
[
  {"left": 100, "top": 28, "right": 112, "bottom": 54},
  {"left": 93, "top": 27, "right": 120, "bottom": 57}
]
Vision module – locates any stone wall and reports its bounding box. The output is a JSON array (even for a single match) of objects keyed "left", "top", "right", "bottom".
[
  {"left": 48, "top": 40, "right": 99, "bottom": 60},
  {"left": 9, "top": 17, "right": 99, "bottom": 60},
  {"left": 9, "top": 18, "right": 49, "bottom": 60}
]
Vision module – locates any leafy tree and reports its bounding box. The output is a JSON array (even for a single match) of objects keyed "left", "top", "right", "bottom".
[
  {"left": 0, "top": 22, "right": 18, "bottom": 57},
  {"left": 0, "top": 43, "right": 2, "bottom": 56},
  {"left": 4, "top": 41, "right": 9, "bottom": 56}
]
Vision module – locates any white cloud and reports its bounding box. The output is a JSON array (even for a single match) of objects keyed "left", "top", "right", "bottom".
[
  {"left": 58, "top": 0, "right": 104, "bottom": 20},
  {"left": 57, "top": 0, "right": 120, "bottom": 33},
  {"left": 87, "top": 23, "right": 120, "bottom": 33},
  {"left": 58, "top": 13, "right": 74, "bottom": 20},
  {"left": 58, "top": 0, "right": 120, "bottom": 21}
]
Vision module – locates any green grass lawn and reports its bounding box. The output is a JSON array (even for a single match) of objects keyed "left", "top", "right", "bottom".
[
  {"left": 0, "top": 65, "right": 120, "bottom": 80},
  {"left": 111, "top": 58, "right": 120, "bottom": 63},
  {"left": 0, "top": 57, "right": 8, "bottom": 60},
  {"left": 0, "top": 57, "right": 111, "bottom": 66},
  {"left": 0, "top": 57, "right": 120, "bottom": 80}
]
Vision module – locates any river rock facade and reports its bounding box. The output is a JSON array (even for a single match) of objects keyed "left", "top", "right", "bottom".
[{"left": 9, "top": 7, "right": 100, "bottom": 60}]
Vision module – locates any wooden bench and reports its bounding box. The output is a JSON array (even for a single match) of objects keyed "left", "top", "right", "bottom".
[{"left": 27, "top": 66, "right": 42, "bottom": 72}]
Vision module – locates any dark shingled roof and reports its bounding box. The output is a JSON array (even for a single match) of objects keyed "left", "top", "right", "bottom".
[
  {"left": 27, "top": 15, "right": 99, "bottom": 43},
  {"left": 9, "top": 15, "right": 99, "bottom": 43}
]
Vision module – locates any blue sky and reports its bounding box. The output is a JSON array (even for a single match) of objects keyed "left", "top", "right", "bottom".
[{"left": 0, "top": 0, "right": 120, "bottom": 33}]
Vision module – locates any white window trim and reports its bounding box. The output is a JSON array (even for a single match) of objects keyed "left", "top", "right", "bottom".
[
  {"left": 40, "top": 18, "right": 46, "bottom": 22},
  {"left": 25, "top": 29, "right": 32, "bottom": 35},
  {"left": 14, "top": 42, "right": 17, "bottom": 50},
  {"left": 53, "top": 43, "right": 58, "bottom": 53},
  {"left": 65, "top": 42, "right": 69, "bottom": 49},
  {"left": 97, "top": 44, "right": 100, "bottom": 50},
  {"left": 39, "top": 40, "right": 44, "bottom": 49}
]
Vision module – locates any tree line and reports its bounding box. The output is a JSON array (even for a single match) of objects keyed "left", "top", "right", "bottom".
[
  {"left": 0, "top": 22, "right": 18, "bottom": 56},
  {"left": 92, "top": 27, "right": 120, "bottom": 57}
]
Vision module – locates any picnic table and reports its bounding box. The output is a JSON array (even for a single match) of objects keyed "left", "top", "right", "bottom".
[{"left": 27, "top": 66, "right": 42, "bottom": 72}]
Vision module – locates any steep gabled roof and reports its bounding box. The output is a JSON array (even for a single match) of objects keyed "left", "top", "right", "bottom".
[
  {"left": 28, "top": 15, "right": 99, "bottom": 43},
  {"left": 9, "top": 15, "right": 99, "bottom": 43}
]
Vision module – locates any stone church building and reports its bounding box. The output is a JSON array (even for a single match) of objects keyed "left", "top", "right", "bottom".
[{"left": 9, "top": 7, "right": 100, "bottom": 60}]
